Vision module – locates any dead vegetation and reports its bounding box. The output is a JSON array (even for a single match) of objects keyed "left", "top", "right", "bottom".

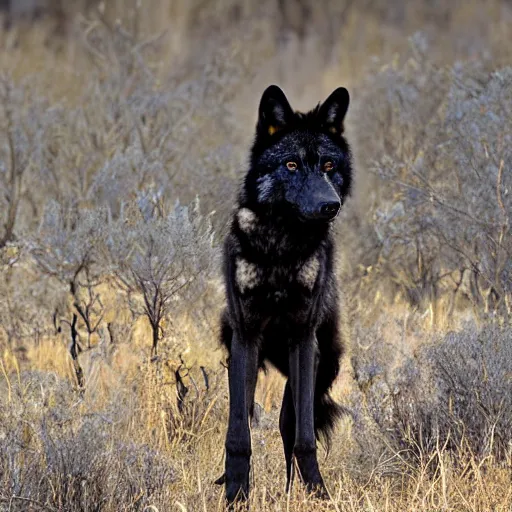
[{"left": 0, "top": 0, "right": 511, "bottom": 510}]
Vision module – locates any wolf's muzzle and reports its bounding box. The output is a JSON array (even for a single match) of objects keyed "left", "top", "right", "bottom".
[{"left": 319, "top": 201, "right": 340, "bottom": 220}]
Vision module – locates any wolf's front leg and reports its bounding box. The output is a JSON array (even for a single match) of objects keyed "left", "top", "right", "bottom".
[
  {"left": 225, "top": 333, "right": 259, "bottom": 505},
  {"left": 288, "top": 334, "right": 328, "bottom": 498}
]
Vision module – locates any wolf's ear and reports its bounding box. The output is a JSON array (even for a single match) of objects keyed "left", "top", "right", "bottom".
[
  {"left": 318, "top": 87, "right": 350, "bottom": 135},
  {"left": 257, "top": 85, "right": 294, "bottom": 137}
]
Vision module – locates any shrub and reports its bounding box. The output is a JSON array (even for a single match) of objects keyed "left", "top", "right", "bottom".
[
  {"left": 346, "top": 36, "right": 512, "bottom": 324},
  {"left": 350, "top": 321, "right": 512, "bottom": 469},
  {"left": 0, "top": 369, "right": 175, "bottom": 511},
  {"left": 106, "top": 195, "right": 217, "bottom": 356}
]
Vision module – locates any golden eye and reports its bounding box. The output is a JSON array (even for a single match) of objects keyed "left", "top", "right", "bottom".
[
  {"left": 323, "top": 161, "right": 334, "bottom": 172},
  {"left": 286, "top": 161, "right": 298, "bottom": 171}
]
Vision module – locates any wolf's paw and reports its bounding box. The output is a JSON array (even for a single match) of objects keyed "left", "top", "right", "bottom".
[
  {"left": 214, "top": 473, "right": 226, "bottom": 485},
  {"left": 305, "top": 480, "right": 329, "bottom": 500},
  {"left": 294, "top": 450, "right": 329, "bottom": 499},
  {"left": 225, "top": 453, "right": 250, "bottom": 506}
]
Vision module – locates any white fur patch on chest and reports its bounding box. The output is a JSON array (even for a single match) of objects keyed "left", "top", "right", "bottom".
[
  {"left": 235, "top": 257, "right": 260, "bottom": 293},
  {"left": 237, "top": 208, "right": 258, "bottom": 232},
  {"left": 297, "top": 254, "right": 320, "bottom": 290}
]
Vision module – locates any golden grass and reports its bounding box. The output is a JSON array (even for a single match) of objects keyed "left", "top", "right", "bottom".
[{"left": 1, "top": 335, "right": 511, "bottom": 511}]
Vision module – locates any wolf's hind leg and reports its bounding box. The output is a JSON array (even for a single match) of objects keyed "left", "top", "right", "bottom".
[
  {"left": 279, "top": 380, "right": 295, "bottom": 492},
  {"left": 289, "top": 335, "right": 329, "bottom": 498}
]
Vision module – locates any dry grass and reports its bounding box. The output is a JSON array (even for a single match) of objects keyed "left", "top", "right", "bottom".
[
  {"left": 2, "top": 335, "right": 512, "bottom": 511},
  {"left": 1, "top": 1, "right": 512, "bottom": 510}
]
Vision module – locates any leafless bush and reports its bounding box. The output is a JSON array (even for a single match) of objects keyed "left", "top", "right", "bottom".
[
  {"left": 350, "top": 321, "right": 512, "bottom": 471},
  {"left": 28, "top": 201, "right": 108, "bottom": 387},
  {"left": 0, "top": 274, "right": 62, "bottom": 360},
  {"left": 426, "top": 324, "right": 512, "bottom": 460},
  {"left": 30, "top": 201, "right": 105, "bottom": 286},
  {"left": 106, "top": 195, "right": 217, "bottom": 356},
  {"left": 347, "top": 35, "right": 512, "bottom": 324},
  {"left": 0, "top": 75, "right": 61, "bottom": 248},
  {"left": 0, "top": 370, "right": 174, "bottom": 511},
  {"left": 3, "top": 7, "right": 243, "bottom": 358}
]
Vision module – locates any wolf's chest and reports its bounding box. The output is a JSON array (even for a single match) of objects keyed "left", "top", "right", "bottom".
[
  {"left": 234, "top": 254, "right": 320, "bottom": 298},
  {"left": 235, "top": 256, "right": 319, "bottom": 331}
]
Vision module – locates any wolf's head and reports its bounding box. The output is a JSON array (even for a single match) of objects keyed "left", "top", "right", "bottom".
[{"left": 244, "top": 85, "right": 352, "bottom": 223}]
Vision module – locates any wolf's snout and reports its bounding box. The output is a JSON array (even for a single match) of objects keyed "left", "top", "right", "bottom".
[{"left": 319, "top": 201, "right": 340, "bottom": 220}]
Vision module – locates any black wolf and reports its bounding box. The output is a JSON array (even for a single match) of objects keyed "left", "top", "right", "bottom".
[{"left": 219, "top": 84, "right": 352, "bottom": 505}]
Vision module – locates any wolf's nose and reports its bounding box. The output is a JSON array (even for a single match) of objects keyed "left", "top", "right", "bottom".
[{"left": 319, "top": 201, "right": 340, "bottom": 220}]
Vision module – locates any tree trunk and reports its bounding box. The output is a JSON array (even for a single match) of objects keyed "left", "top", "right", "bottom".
[
  {"left": 151, "top": 320, "right": 159, "bottom": 357},
  {"left": 69, "top": 314, "right": 85, "bottom": 389}
]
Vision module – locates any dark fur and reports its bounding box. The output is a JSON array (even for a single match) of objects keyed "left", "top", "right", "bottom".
[{"left": 220, "top": 85, "right": 352, "bottom": 504}]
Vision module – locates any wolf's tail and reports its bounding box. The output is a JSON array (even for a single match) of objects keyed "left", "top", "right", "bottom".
[
  {"left": 314, "top": 308, "right": 346, "bottom": 449},
  {"left": 315, "top": 390, "right": 346, "bottom": 448}
]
